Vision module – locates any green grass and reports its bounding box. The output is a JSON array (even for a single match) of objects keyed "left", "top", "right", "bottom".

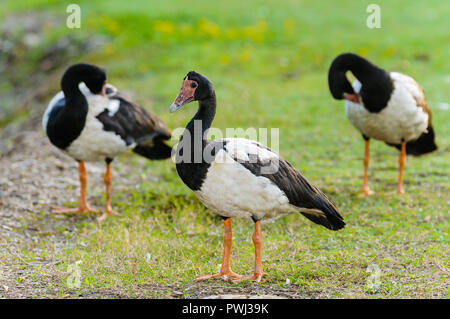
[{"left": 1, "top": 0, "right": 449, "bottom": 298}]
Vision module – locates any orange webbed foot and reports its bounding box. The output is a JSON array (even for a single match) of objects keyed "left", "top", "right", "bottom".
[
  {"left": 243, "top": 271, "right": 266, "bottom": 283},
  {"left": 195, "top": 270, "right": 243, "bottom": 283},
  {"left": 97, "top": 207, "right": 119, "bottom": 222},
  {"left": 360, "top": 186, "right": 375, "bottom": 196},
  {"left": 52, "top": 205, "right": 96, "bottom": 214}
]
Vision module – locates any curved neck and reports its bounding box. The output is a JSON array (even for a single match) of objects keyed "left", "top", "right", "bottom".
[
  {"left": 61, "top": 74, "right": 86, "bottom": 107},
  {"left": 340, "top": 54, "right": 380, "bottom": 81},
  {"left": 174, "top": 91, "right": 216, "bottom": 191},
  {"left": 46, "top": 74, "right": 90, "bottom": 150},
  {"left": 329, "top": 54, "right": 393, "bottom": 112},
  {"left": 185, "top": 91, "right": 216, "bottom": 142}
]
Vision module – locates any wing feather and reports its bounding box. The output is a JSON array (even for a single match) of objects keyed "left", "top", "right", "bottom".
[
  {"left": 96, "top": 91, "right": 171, "bottom": 146},
  {"left": 223, "top": 139, "right": 345, "bottom": 230}
]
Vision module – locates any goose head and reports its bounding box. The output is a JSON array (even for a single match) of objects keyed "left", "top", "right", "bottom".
[
  {"left": 328, "top": 53, "right": 362, "bottom": 103},
  {"left": 170, "top": 71, "right": 214, "bottom": 113},
  {"left": 61, "top": 63, "right": 107, "bottom": 96}
]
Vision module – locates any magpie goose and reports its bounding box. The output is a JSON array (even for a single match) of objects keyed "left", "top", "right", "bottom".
[
  {"left": 43, "top": 63, "right": 172, "bottom": 219},
  {"left": 328, "top": 53, "right": 437, "bottom": 194},
  {"left": 170, "top": 71, "right": 345, "bottom": 282}
]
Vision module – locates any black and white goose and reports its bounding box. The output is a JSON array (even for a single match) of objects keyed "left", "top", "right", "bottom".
[
  {"left": 170, "top": 71, "right": 345, "bottom": 282},
  {"left": 43, "top": 63, "right": 172, "bottom": 219},
  {"left": 328, "top": 53, "right": 437, "bottom": 195}
]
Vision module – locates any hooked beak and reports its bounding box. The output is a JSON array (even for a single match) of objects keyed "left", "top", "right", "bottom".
[
  {"left": 170, "top": 101, "right": 185, "bottom": 113},
  {"left": 170, "top": 78, "right": 197, "bottom": 113},
  {"left": 170, "top": 95, "right": 193, "bottom": 113}
]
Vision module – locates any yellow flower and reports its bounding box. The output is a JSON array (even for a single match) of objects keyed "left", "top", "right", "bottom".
[
  {"left": 357, "top": 47, "right": 369, "bottom": 57},
  {"left": 198, "top": 18, "right": 221, "bottom": 38},
  {"left": 97, "top": 15, "right": 120, "bottom": 34},
  {"left": 100, "top": 15, "right": 120, "bottom": 34},
  {"left": 243, "top": 20, "right": 267, "bottom": 43},
  {"left": 153, "top": 20, "right": 176, "bottom": 35},
  {"left": 239, "top": 46, "right": 253, "bottom": 63}
]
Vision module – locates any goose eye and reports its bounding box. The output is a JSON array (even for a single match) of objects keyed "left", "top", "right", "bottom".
[{"left": 191, "top": 82, "right": 197, "bottom": 88}]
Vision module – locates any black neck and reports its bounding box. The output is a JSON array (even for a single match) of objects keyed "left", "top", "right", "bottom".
[
  {"left": 61, "top": 74, "right": 87, "bottom": 107},
  {"left": 329, "top": 53, "right": 394, "bottom": 112},
  {"left": 184, "top": 92, "right": 216, "bottom": 143},
  {"left": 45, "top": 73, "right": 89, "bottom": 150},
  {"left": 175, "top": 92, "right": 217, "bottom": 191}
]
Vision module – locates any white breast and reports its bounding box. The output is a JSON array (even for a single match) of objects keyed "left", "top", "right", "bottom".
[
  {"left": 345, "top": 73, "right": 429, "bottom": 144},
  {"left": 194, "top": 141, "right": 299, "bottom": 223},
  {"left": 65, "top": 83, "right": 129, "bottom": 162},
  {"left": 42, "top": 91, "right": 65, "bottom": 131}
]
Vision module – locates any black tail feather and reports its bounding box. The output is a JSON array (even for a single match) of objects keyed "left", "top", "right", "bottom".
[
  {"left": 300, "top": 193, "right": 346, "bottom": 231},
  {"left": 388, "top": 125, "right": 437, "bottom": 156},
  {"left": 133, "top": 139, "right": 173, "bottom": 160}
]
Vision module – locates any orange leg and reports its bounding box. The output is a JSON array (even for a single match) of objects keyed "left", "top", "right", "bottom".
[
  {"left": 195, "top": 218, "right": 242, "bottom": 283},
  {"left": 361, "top": 140, "right": 374, "bottom": 196},
  {"left": 97, "top": 163, "right": 118, "bottom": 222},
  {"left": 245, "top": 220, "right": 266, "bottom": 282},
  {"left": 397, "top": 141, "right": 406, "bottom": 194},
  {"left": 53, "top": 161, "right": 96, "bottom": 214}
]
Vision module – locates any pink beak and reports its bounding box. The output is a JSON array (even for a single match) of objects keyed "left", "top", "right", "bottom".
[
  {"left": 343, "top": 93, "right": 360, "bottom": 103},
  {"left": 100, "top": 83, "right": 107, "bottom": 96}
]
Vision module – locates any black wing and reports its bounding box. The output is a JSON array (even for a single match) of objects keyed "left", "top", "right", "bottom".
[
  {"left": 97, "top": 91, "right": 172, "bottom": 160},
  {"left": 225, "top": 140, "right": 345, "bottom": 230}
]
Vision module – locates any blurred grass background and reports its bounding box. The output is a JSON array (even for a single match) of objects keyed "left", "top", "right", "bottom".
[{"left": 0, "top": 0, "right": 448, "bottom": 298}]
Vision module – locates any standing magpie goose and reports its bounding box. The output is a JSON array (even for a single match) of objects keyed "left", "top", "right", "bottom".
[
  {"left": 170, "top": 71, "right": 345, "bottom": 282},
  {"left": 43, "top": 63, "right": 172, "bottom": 219},
  {"left": 328, "top": 53, "right": 437, "bottom": 195}
]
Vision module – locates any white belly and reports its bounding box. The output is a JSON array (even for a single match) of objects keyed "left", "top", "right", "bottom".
[
  {"left": 66, "top": 94, "right": 129, "bottom": 162},
  {"left": 194, "top": 149, "right": 299, "bottom": 223},
  {"left": 345, "top": 78, "right": 428, "bottom": 144}
]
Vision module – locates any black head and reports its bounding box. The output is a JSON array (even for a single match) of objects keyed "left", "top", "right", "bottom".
[
  {"left": 328, "top": 53, "right": 394, "bottom": 111},
  {"left": 328, "top": 53, "right": 361, "bottom": 102},
  {"left": 170, "top": 71, "right": 214, "bottom": 113},
  {"left": 62, "top": 63, "right": 107, "bottom": 95}
]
